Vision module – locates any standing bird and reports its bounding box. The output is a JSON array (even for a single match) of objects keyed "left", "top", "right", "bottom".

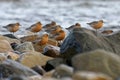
[
  {"left": 66, "top": 23, "right": 81, "bottom": 31},
  {"left": 26, "top": 21, "right": 42, "bottom": 33},
  {"left": 33, "top": 34, "right": 49, "bottom": 46},
  {"left": 3, "top": 22, "right": 20, "bottom": 34},
  {"left": 53, "top": 30, "right": 66, "bottom": 46},
  {"left": 87, "top": 20, "right": 104, "bottom": 35}
]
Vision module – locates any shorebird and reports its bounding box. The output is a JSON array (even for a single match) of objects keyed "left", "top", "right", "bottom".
[
  {"left": 50, "top": 25, "right": 62, "bottom": 34},
  {"left": 43, "top": 21, "right": 56, "bottom": 29},
  {"left": 101, "top": 30, "right": 113, "bottom": 34},
  {"left": 26, "top": 21, "right": 42, "bottom": 33},
  {"left": 52, "top": 30, "right": 66, "bottom": 46},
  {"left": 33, "top": 34, "right": 49, "bottom": 46},
  {"left": 87, "top": 20, "right": 104, "bottom": 35},
  {"left": 3, "top": 22, "right": 20, "bottom": 34},
  {"left": 66, "top": 23, "right": 81, "bottom": 31}
]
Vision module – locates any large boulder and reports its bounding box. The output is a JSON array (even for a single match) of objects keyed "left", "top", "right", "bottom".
[
  {"left": 0, "top": 59, "right": 38, "bottom": 78},
  {"left": 60, "top": 28, "right": 120, "bottom": 63},
  {"left": 72, "top": 49, "right": 120, "bottom": 79},
  {"left": 18, "top": 51, "right": 53, "bottom": 68}
]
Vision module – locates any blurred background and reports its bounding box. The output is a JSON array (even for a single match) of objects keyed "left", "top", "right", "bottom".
[{"left": 0, "top": 0, "right": 120, "bottom": 34}]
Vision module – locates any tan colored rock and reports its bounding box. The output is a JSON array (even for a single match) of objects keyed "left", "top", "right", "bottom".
[
  {"left": 0, "top": 35, "right": 20, "bottom": 44},
  {"left": 72, "top": 49, "right": 120, "bottom": 79},
  {"left": 72, "top": 71, "right": 113, "bottom": 80},
  {"left": 0, "top": 53, "right": 7, "bottom": 62},
  {"left": 43, "top": 70, "right": 55, "bottom": 78},
  {"left": 7, "top": 51, "right": 19, "bottom": 60},
  {"left": 0, "top": 40, "right": 13, "bottom": 53},
  {"left": 18, "top": 51, "right": 53, "bottom": 68},
  {"left": 15, "top": 42, "right": 35, "bottom": 53},
  {"left": 53, "top": 64, "right": 73, "bottom": 78},
  {"left": 40, "top": 77, "right": 58, "bottom": 80}
]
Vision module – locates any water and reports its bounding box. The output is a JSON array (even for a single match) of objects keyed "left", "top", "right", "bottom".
[{"left": 0, "top": 0, "right": 120, "bottom": 35}]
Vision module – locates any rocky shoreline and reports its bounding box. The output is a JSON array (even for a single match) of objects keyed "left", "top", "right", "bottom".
[{"left": 0, "top": 28, "right": 120, "bottom": 80}]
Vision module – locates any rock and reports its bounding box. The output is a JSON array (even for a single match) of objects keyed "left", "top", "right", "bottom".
[
  {"left": 0, "top": 53, "right": 7, "bottom": 62},
  {"left": 0, "top": 40, "right": 13, "bottom": 53},
  {"left": 72, "top": 71, "right": 113, "bottom": 80},
  {"left": 0, "top": 59, "right": 38, "bottom": 78},
  {"left": 52, "top": 64, "right": 73, "bottom": 78},
  {"left": 8, "top": 75, "right": 27, "bottom": 80},
  {"left": 32, "top": 65, "right": 46, "bottom": 75},
  {"left": 60, "top": 28, "right": 120, "bottom": 65},
  {"left": 0, "top": 35, "right": 20, "bottom": 44},
  {"left": 40, "top": 77, "right": 58, "bottom": 80},
  {"left": 3, "top": 34, "right": 18, "bottom": 39},
  {"left": 44, "top": 58, "right": 64, "bottom": 71},
  {"left": 7, "top": 51, "right": 19, "bottom": 60},
  {"left": 43, "top": 70, "right": 55, "bottom": 78},
  {"left": 43, "top": 45, "right": 60, "bottom": 58},
  {"left": 28, "top": 75, "right": 42, "bottom": 80},
  {"left": 18, "top": 51, "right": 53, "bottom": 68},
  {"left": 14, "top": 42, "right": 35, "bottom": 53},
  {"left": 72, "top": 49, "right": 120, "bottom": 79}
]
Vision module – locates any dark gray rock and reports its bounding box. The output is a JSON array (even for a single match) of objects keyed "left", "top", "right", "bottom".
[
  {"left": 0, "top": 59, "right": 38, "bottom": 78},
  {"left": 60, "top": 28, "right": 120, "bottom": 65}
]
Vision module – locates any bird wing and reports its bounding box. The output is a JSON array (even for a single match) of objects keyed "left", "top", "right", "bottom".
[{"left": 87, "top": 21, "right": 98, "bottom": 25}]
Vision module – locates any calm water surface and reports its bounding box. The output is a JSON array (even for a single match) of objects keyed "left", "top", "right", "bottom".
[{"left": 0, "top": 0, "right": 120, "bottom": 35}]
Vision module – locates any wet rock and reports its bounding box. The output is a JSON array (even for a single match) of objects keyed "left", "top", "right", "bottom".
[
  {"left": 0, "top": 40, "right": 13, "bottom": 53},
  {"left": 72, "top": 71, "right": 113, "bottom": 80},
  {"left": 0, "top": 59, "right": 38, "bottom": 78},
  {"left": 44, "top": 58, "right": 64, "bottom": 71},
  {"left": 52, "top": 64, "right": 73, "bottom": 78},
  {"left": 72, "top": 49, "right": 120, "bottom": 79},
  {"left": 60, "top": 28, "right": 120, "bottom": 64},
  {"left": 14, "top": 42, "right": 35, "bottom": 53},
  {"left": 32, "top": 65, "right": 46, "bottom": 75},
  {"left": 43, "top": 45, "right": 60, "bottom": 58},
  {"left": 18, "top": 51, "right": 53, "bottom": 68}
]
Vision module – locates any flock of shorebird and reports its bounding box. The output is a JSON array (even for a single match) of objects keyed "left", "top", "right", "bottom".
[{"left": 3, "top": 20, "right": 113, "bottom": 46}]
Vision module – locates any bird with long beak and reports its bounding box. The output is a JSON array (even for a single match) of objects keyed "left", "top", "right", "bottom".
[
  {"left": 26, "top": 21, "right": 42, "bottom": 33},
  {"left": 3, "top": 22, "right": 20, "bottom": 34},
  {"left": 87, "top": 20, "right": 104, "bottom": 35}
]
